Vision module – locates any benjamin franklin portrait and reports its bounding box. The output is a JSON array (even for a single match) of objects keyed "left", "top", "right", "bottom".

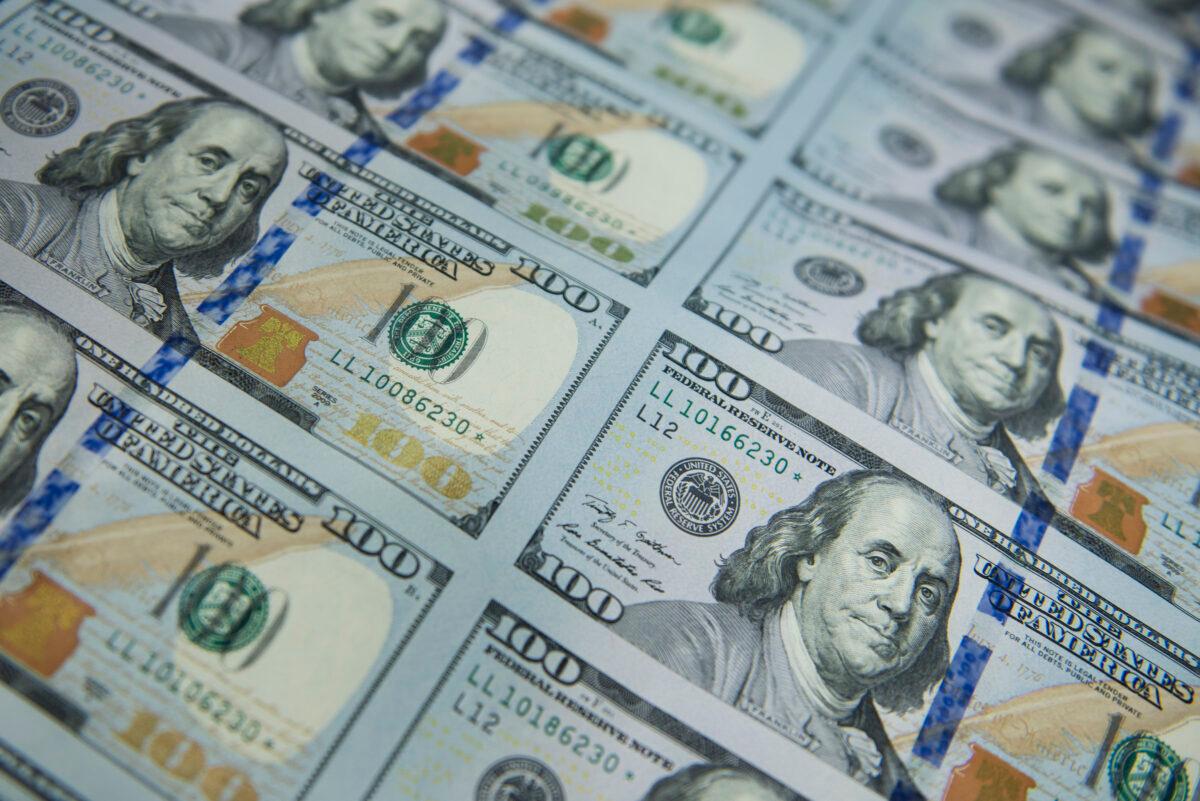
[
  {"left": 0, "top": 302, "right": 78, "bottom": 515},
  {"left": 873, "top": 145, "right": 1115, "bottom": 296},
  {"left": 155, "top": 0, "right": 448, "bottom": 139},
  {"left": 0, "top": 97, "right": 288, "bottom": 342},
  {"left": 778, "top": 272, "right": 1064, "bottom": 505},
  {"left": 957, "top": 21, "right": 1157, "bottom": 163},
  {"left": 639, "top": 763, "right": 797, "bottom": 801},
  {"left": 615, "top": 470, "right": 961, "bottom": 800}
]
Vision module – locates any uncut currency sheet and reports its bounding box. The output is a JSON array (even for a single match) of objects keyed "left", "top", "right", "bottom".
[
  {"left": 367, "top": 599, "right": 804, "bottom": 800},
  {"left": 0, "top": 277, "right": 450, "bottom": 801},
  {"left": 687, "top": 181, "right": 1200, "bottom": 615},
  {"left": 104, "top": 0, "right": 741, "bottom": 284},
  {"left": 0, "top": 0, "right": 1198, "bottom": 798},
  {"left": 0, "top": 0, "right": 627, "bottom": 536},
  {"left": 517, "top": 331, "right": 1199, "bottom": 800},
  {"left": 794, "top": 57, "right": 1200, "bottom": 341}
]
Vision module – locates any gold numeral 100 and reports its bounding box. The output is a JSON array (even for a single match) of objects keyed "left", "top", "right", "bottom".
[
  {"left": 116, "top": 709, "right": 258, "bottom": 801},
  {"left": 521, "top": 203, "right": 635, "bottom": 264}
]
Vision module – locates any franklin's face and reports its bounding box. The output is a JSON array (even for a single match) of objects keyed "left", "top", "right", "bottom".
[
  {"left": 690, "top": 777, "right": 787, "bottom": 801},
  {"left": 923, "top": 279, "right": 1059, "bottom": 425},
  {"left": 0, "top": 312, "right": 76, "bottom": 489},
  {"left": 795, "top": 485, "right": 958, "bottom": 699},
  {"left": 117, "top": 105, "right": 285, "bottom": 265},
  {"left": 990, "top": 151, "right": 1108, "bottom": 253},
  {"left": 307, "top": 0, "right": 446, "bottom": 88},
  {"left": 1052, "top": 30, "right": 1153, "bottom": 134}
]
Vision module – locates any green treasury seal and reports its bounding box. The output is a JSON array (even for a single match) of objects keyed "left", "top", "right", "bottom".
[
  {"left": 178, "top": 565, "right": 269, "bottom": 653},
  {"left": 1108, "top": 733, "right": 1189, "bottom": 801},
  {"left": 388, "top": 301, "right": 469, "bottom": 371}
]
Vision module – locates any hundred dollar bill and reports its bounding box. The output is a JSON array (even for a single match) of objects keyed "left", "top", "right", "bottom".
[
  {"left": 0, "top": 0, "right": 626, "bottom": 535},
  {"left": 461, "top": 0, "right": 835, "bottom": 136},
  {"left": 99, "top": 0, "right": 740, "bottom": 284},
  {"left": 878, "top": 0, "right": 1200, "bottom": 187},
  {"left": 685, "top": 181, "right": 1200, "bottom": 616},
  {"left": 366, "top": 599, "right": 809, "bottom": 801},
  {"left": 0, "top": 278, "right": 451, "bottom": 801},
  {"left": 793, "top": 57, "right": 1200, "bottom": 341},
  {"left": 517, "top": 330, "right": 1200, "bottom": 801}
]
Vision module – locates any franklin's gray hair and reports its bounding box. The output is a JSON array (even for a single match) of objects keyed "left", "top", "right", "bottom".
[
  {"left": 0, "top": 303, "right": 77, "bottom": 514},
  {"left": 934, "top": 145, "right": 1116, "bottom": 262},
  {"left": 640, "top": 764, "right": 793, "bottom": 801},
  {"left": 855, "top": 272, "right": 1066, "bottom": 440},
  {"left": 1001, "top": 22, "right": 1155, "bottom": 136},
  {"left": 240, "top": 0, "right": 354, "bottom": 29},
  {"left": 35, "top": 97, "right": 285, "bottom": 280},
  {"left": 712, "top": 470, "right": 957, "bottom": 714}
]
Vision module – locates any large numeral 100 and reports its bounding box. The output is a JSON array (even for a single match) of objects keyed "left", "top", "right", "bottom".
[
  {"left": 519, "top": 204, "right": 636, "bottom": 265},
  {"left": 532, "top": 552, "right": 623, "bottom": 623},
  {"left": 487, "top": 611, "right": 581, "bottom": 685},
  {"left": 512, "top": 258, "right": 602, "bottom": 313},
  {"left": 663, "top": 341, "right": 753, "bottom": 401},
  {"left": 116, "top": 709, "right": 257, "bottom": 801},
  {"left": 696, "top": 298, "right": 783, "bottom": 353}
]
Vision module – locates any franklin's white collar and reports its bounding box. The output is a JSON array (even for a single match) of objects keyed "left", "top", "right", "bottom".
[
  {"left": 779, "top": 596, "right": 863, "bottom": 722},
  {"left": 99, "top": 190, "right": 159, "bottom": 278}
]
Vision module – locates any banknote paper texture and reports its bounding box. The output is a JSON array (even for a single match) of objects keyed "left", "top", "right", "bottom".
[
  {"left": 879, "top": 0, "right": 1200, "bottom": 186},
  {"left": 794, "top": 57, "right": 1200, "bottom": 341},
  {"left": 0, "top": 279, "right": 451, "bottom": 801},
  {"left": 101, "top": 0, "right": 741, "bottom": 284},
  {"left": 367, "top": 599, "right": 806, "bottom": 800},
  {"left": 518, "top": 331, "right": 1199, "bottom": 800},
  {"left": 0, "top": 0, "right": 627, "bottom": 535},
  {"left": 687, "top": 181, "right": 1200, "bottom": 615},
  {"left": 466, "top": 0, "right": 833, "bottom": 135}
]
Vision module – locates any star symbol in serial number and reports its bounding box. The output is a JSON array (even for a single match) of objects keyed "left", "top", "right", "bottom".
[
  {"left": 475, "top": 433, "right": 485, "bottom": 442},
  {"left": 793, "top": 472, "right": 803, "bottom": 481},
  {"left": 625, "top": 771, "right": 635, "bottom": 781}
]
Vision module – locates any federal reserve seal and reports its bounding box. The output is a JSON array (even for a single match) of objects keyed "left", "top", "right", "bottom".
[
  {"left": 476, "top": 757, "right": 564, "bottom": 801},
  {"left": 1108, "top": 733, "right": 1189, "bottom": 801},
  {"left": 660, "top": 458, "right": 740, "bottom": 536},
  {"left": 794, "top": 256, "right": 865, "bottom": 297},
  {"left": 178, "top": 565, "right": 269, "bottom": 653},
  {"left": 878, "top": 125, "right": 935, "bottom": 168},
  {"left": 2, "top": 79, "right": 79, "bottom": 137},
  {"left": 388, "top": 300, "right": 469, "bottom": 371}
]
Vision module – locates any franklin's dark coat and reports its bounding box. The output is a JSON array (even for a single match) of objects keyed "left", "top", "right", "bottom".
[{"left": 0, "top": 180, "right": 197, "bottom": 342}]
